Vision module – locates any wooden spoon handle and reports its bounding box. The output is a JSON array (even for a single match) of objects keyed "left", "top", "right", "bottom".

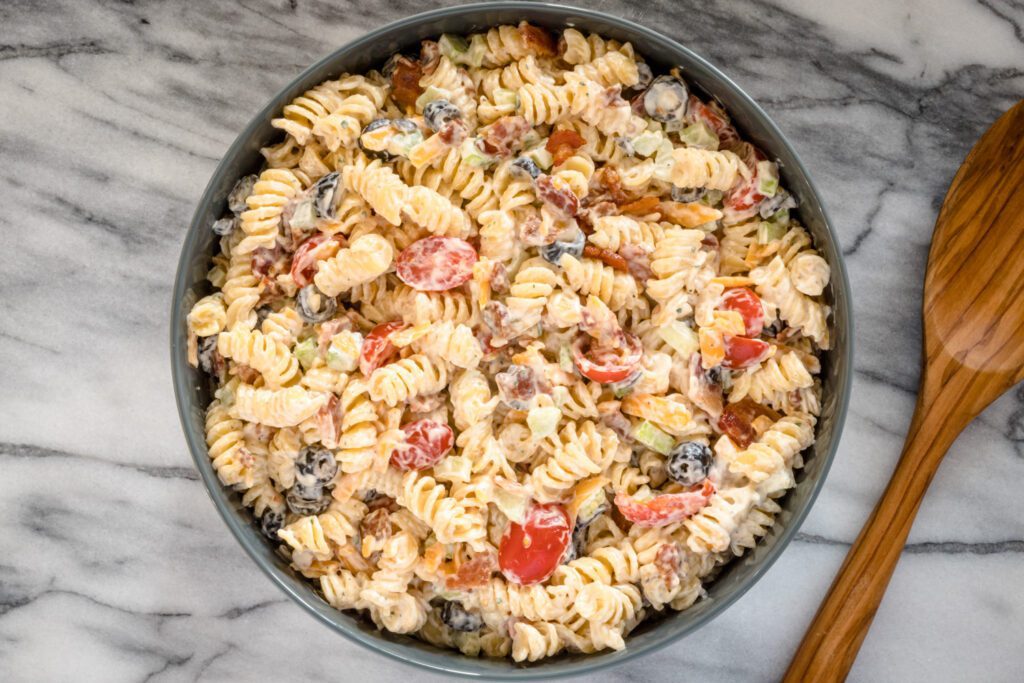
[{"left": 784, "top": 359, "right": 983, "bottom": 682}]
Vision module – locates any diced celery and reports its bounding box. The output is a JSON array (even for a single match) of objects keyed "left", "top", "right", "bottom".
[
  {"left": 657, "top": 321, "right": 700, "bottom": 356},
  {"left": 433, "top": 454, "right": 472, "bottom": 483},
  {"left": 294, "top": 338, "right": 317, "bottom": 370},
  {"left": 460, "top": 137, "right": 495, "bottom": 168},
  {"left": 289, "top": 198, "right": 317, "bottom": 231},
  {"left": 756, "top": 160, "right": 779, "bottom": 197},
  {"left": 769, "top": 208, "right": 791, "bottom": 227},
  {"left": 522, "top": 144, "right": 553, "bottom": 171},
  {"left": 415, "top": 85, "right": 451, "bottom": 111},
  {"left": 439, "top": 33, "right": 486, "bottom": 68},
  {"left": 527, "top": 406, "right": 561, "bottom": 438},
  {"left": 631, "top": 130, "right": 663, "bottom": 157},
  {"left": 757, "top": 220, "right": 787, "bottom": 244},
  {"left": 653, "top": 139, "right": 675, "bottom": 181},
  {"left": 493, "top": 88, "right": 519, "bottom": 109},
  {"left": 700, "top": 189, "right": 724, "bottom": 206},
  {"left": 558, "top": 346, "right": 574, "bottom": 373},
  {"left": 632, "top": 420, "right": 676, "bottom": 456},
  {"left": 493, "top": 486, "right": 530, "bottom": 525},
  {"left": 679, "top": 121, "right": 720, "bottom": 150}
]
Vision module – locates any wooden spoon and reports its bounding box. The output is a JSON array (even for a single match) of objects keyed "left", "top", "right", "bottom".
[{"left": 785, "top": 99, "right": 1024, "bottom": 682}]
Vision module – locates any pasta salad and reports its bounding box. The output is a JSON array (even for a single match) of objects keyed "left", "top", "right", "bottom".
[{"left": 186, "top": 22, "right": 831, "bottom": 663}]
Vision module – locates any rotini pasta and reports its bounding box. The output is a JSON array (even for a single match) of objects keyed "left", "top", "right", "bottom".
[{"left": 191, "top": 23, "right": 830, "bottom": 662}]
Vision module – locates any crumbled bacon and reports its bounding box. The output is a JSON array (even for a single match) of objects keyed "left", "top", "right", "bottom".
[
  {"left": 445, "top": 548, "right": 498, "bottom": 590},
  {"left": 359, "top": 508, "right": 392, "bottom": 544},
  {"left": 535, "top": 174, "right": 580, "bottom": 217},
  {"left": 234, "top": 364, "right": 261, "bottom": 384},
  {"left": 519, "top": 22, "right": 557, "bottom": 57},
  {"left": 480, "top": 116, "right": 531, "bottom": 158},
  {"left": 547, "top": 129, "right": 586, "bottom": 167},
  {"left": 654, "top": 543, "right": 683, "bottom": 589},
  {"left": 718, "top": 398, "right": 781, "bottom": 447},
  {"left": 251, "top": 245, "right": 286, "bottom": 279},
  {"left": 583, "top": 244, "right": 629, "bottom": 272},
  {"left": 619, "top": 243, "right": 653, "bottom": 281},
  {"left": 596, "top": 167, "right": 629, "bottom": 204},
  {"left": 390, "top": 56, "right": 424, "bottom": 109}
]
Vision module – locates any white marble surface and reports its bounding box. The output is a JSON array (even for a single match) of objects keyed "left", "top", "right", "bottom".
[{"left": 2, "top": 0, "right": 1023, "bottom": 680}]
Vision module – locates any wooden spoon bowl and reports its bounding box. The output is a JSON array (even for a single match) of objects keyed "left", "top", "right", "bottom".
[{"left": 785, "top": 99, "right": 1024, "bottom": 681}]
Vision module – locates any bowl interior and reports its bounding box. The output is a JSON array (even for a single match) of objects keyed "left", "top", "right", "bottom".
[{"left": 171, "top": 3, "right": 852, "bottom": 678}]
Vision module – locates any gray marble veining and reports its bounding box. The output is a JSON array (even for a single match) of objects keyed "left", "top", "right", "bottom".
[{"left": 1, "top": 0, "right": 1023, "bottom": 680}]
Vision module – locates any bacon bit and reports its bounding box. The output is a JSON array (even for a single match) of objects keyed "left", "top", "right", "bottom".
[
  {"left": 535, "top": 174, "right": 580, "bottom": 217},
  {"left": 519, "top": 21, "right": 557, "bottom": 57},
  {"left": 659, "top": 200, "right": 724, "bottom": 228},
  {"left": 702, "top": 233, "right": 720, "bottom": 250},
  {"left": 620, "top": 196, "right": 661, "bottom": 215},
  {"left": 234, "top": 364, "right": 261, "bottom": 384},
  {"left": 718, "top": 398, "right": 782, "bottom": 447},
  {"left": 547, "top": 128, "right": 586, "bottom": 166},
  {"left": 251, "top": 245, "right": 286, "bottom": 279},
  {"left": 438, "top": 120, "right": 468, "bottom": 146},
  {"left": 481, "top": 116, "right": 531, "bottom": 158},
  {"left": 337, "top": 543, "right": 373, "bottom": 573},
  {"left": 419, "top": 40, "right": 441, "bottom": 76},
  {"left": 688, "top": 95, "right": 739, "bottom": 146},
  {"left": 313, "top": 395, "right": 342, "bottom": 448},
  {"left": 583, "top": 244, "right": 629, "bottom": 272},
  {"left": 359, "top": 507, "right": 392, "bottom": 541},
  {"left": 365, "top": 493, "right": 399, "bottom": 513},
  {"left": 597, "top": 167, "right": 629, "bottom": 204},
  {"left": 445, "top": 548, "right": 499, "bottom": 590},
  {"left": 390, "top": 56, "right": 424, "bottom": 109},
  {"left": 490, "top": 261, "right": 510, "bottom": 293},
  {"left": 517, "top": 211, "right": 553, "bottom": 246},
  {"left": 619, "top": 243, "right": 653, "bottom": 281},
  {"left": 654, "top": 543, "right": 682, "bottom": 589}
]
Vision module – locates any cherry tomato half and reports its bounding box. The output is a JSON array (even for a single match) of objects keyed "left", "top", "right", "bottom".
[
  {"left": 572, "top": 333, "right": 643, "bottom": 384},
  {"left": 498, "top": 503, "right": 572, "bottom": 585},
  {"left": 722, "top": 335, "right": 771, "bottom": 370},
  {"left": 396, "top": 236, "right": 478, "bottom": 292},
  {"left": 390, "top": 419, "right": 454, "bottom": 471},
  {"left": 290, "top": 233, "right": 342, "bottom": 288},
  {"left": 359, "top": 320, "right": 407, "bottom": 377},
  {"left": 613, "top": 480, "right": 715, "bottom": 527},
  {"left": 719, "top": 287, "right": 764, "bottom": 337}
]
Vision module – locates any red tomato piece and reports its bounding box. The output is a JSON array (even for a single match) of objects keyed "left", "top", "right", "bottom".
[
  {"left": 498, "top": 503, "right": 572, "bottom": 585},
  {"left": 722, "top": 335, "right": 771, "bottom": 370},
  {"left": 613, "top": 480, "right": 715, "bottom": 527},
  {"left": 719, "top": 287, "right": 765, "bottom": 337},
  {"left": 396, "top": 236, "right": 478, "bottom": 292},
  {"left": 572, "top": 333, "right": 643, "bottom": 384},
  {"left": 724, "top": 146, "right": 768, "bottom": 212},
  {"left": 360, "top": 320, "right": 406, "bottom": 376},
  {"left": 390, "top": 419, "right": 454, "bottom": 471},
  {"left": 290, "top": 233, "right": 341, "bottom": 287}
]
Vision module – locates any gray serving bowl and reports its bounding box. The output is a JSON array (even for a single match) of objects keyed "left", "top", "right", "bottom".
[{"left": 170, "top": 2, "right": 852, "bottom": 678}]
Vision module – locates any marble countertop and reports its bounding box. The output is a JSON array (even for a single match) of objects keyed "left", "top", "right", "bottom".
[{"left": 2, "top": 0, "right": 1023, "bottom": 680}]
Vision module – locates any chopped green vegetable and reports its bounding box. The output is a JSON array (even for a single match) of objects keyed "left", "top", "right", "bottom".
[
  {"left": 527, "top": 405, "right": 561, "bottom": 438},
  {"left": 631, "top": 130, "right": 664, "bottom": 157},
  {"left": 294, "top": 338, "right": 317, "bottom": 371},
  {"left": 756, "top": 160, "right": 779, "bottom": 197},
  {"left": 769, "top": 208, "right": 791, "bottom": 227},
  {"left": 632, "top": 420, "right": 676, "bottom": 456},
  {"left": 415, "top": 85, "right": 451, "bottom": 111},
  {"left": 679, "top": 121, "right": 720, "bottom": 150},
  {"left": 522, "top": 143, "right": 553, "bottom": 171},
  {"left": 460, "top": 137, "right": 495, "bottom": 168},
  {"left": 757, "top": 220, "right": 787, "bottom": 244},
  {"left": 657, "top": 321, "right": 700, "bottom": 356},
  {"left": 492, "top": 88, "right": 519, "bottom": 109},
  {"left": 395, "top": 130, "right": 424, "bottom": 156},
  {"left": 653, "top": 139, "right": 675, "bottom": 181},
  {"left": 558, "top": 346, "right": 574, "bottom": 373},
  {"left": 701, "top": 189, "right": 724, "bottom": 206},
  {"left": 439, "top": 33, "right": 486, "bottom": 68}
]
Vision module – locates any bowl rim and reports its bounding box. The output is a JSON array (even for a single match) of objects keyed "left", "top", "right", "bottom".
[{"left": 170, "top": 2, "right": 853, "bottom": 678}]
